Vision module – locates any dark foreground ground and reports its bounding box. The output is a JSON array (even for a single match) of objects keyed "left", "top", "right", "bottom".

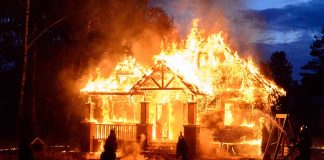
[
  {"left": 1, "top": 137, "right": 323, "bottom": 160},
  {"left": 0, "top": 148, "right": 323, "bottom": 160}
]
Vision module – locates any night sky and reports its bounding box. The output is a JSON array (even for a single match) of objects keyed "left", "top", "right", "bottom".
[{"left": 153, "top": 0, "right": 324, "bottom": 80}]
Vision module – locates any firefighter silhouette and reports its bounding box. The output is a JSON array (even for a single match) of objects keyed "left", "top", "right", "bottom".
[
  {"left": 296, "top": 125, "right": 312, "bottom": 160},
  {"left": 18, "top": 137, "right": 34, "bottom": 160},
  {"left": 100, "top": 129, "right": 117, "bottom": 160},
  {"left": 176, "top": 132, "right": 189, "bottom": 160}
]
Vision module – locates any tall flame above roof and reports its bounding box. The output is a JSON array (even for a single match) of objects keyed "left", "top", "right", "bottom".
[
  {"left": 81, "top": 19, "right": 285, "bottom": 105},
  {"left": 154, "top": 19, "right": 285, "bottom": 104}
]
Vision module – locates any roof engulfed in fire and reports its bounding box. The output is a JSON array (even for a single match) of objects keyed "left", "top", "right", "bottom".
[
  {"left": 127, "top": 60, "right": 206, "bottom": 95},
  {"left": 81, "top": 19, "right": 286, "bottom": 106}
]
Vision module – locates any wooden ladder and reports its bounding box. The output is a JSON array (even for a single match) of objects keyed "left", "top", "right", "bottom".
[{"left": 263, "top": 114, "right": 296, "bottom": 160}]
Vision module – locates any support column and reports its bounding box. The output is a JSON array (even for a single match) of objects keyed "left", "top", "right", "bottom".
[
  {"left": 84, "top": 102, "right": 93, "bottom": 121},
  {"left": 93, "top": 96, "right": 103, "bottom": 123},
  {"left": 187, "top": 102, "right": 197, "bottom": 125},
  {"left": 137, "top": 102, "right": 152, "bottom": 144},
  {"left": 140, "top": 101, "right": 149, "bottom": 124},
  {"left": 80, "top": 121, "right": 95, "bottom": 152},
  {"left": 184, "top": 101, "right": 200, "bottom": 155}
]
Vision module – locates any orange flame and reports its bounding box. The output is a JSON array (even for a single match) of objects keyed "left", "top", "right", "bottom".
[
  {"left": 154, "top": 19, "right": 285, "bottom": 105},
  {"left": 80, "top": 19, "right": 285, "bottom": 144},
  {"left": 81, "top": 56, "right": 149, "bottom": 93}
]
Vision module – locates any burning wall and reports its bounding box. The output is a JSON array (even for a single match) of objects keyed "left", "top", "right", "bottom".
[{"left": 80, "top": 19, "right": 286, "bottom": 154}]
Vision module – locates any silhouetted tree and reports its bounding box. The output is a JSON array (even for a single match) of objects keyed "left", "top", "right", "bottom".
[
  {"left": 268, "top": 51, "right": 293, "bottom": 91},
  {"left": 301, "top": 26, "right": 324, "bottom": 96},
  {"left": 0, "top": 0, "right": 173, "bottom": 142},
  {"left": 0, "top": 0, "right": 24, "bottom": 140},
  {"left": 100, "top": 129, "right": 117, "bottom": 160},
  {"left": 262, "top": 51, "right": 294, "bottom": 113}
]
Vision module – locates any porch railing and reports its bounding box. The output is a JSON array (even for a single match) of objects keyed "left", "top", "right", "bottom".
[{"left": 94, "top": 123, "right": 137, "bottom": 141}]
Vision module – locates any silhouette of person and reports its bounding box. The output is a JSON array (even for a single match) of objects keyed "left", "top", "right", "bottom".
[
  {"left": 176, "top": 132, "right": 189, "bottom": 160},
  {"left": 18, "top": 138, "right": 34, "bottom": 160},
  {"left": 296, "top": 125, "right": 312, "bottom": 160},
  {"left": 100, "top": 129, "right": 117, "bottom": 160}
]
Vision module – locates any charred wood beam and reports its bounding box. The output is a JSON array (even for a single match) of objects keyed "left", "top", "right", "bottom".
[
  {"left": 164, "top": 77, "right": 175, "bottom": 88},
  {"left": 138, "top": 88, "right": 184, "bottom": 90},
  {"left": 128, "top": 75, "right": 151, "bottom": 93},
  {"left": 83, "top": 92, "right": 143, "bottom": 95},
  {"left": 162, "top": 64, "right": 164, "bottom": 88},
  {"left": 150, "top": 77, "right": 162, "bottom": 88}
]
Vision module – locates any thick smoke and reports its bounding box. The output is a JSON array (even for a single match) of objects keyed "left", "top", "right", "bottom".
[
  {"left": 89, "top": 0, "right": 172, "bottom": 65},
  {"left": 77, "top": 0, "right": 265, "bottom": 83},
  {"left": 71, "top": 0, "right": 175, "bottom": 97},
  {"left": 118, "top": 134, "right": 146, "bottom": 160},
  {"left": 73, "top": 0, "right": 175, "bottom": 88},
  {"left": 55, "top": 0, "right": 173, "bottom": 142}
]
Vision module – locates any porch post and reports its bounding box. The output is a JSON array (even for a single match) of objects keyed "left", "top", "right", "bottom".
[
  {"left": 84, "top": 102, "right": 93, "bottom": 121},
  {"left": 140, "top": 101, "right": 149, "bottom": 124},
  {"left": 80, "top": 96, "right": 95, "bottom": 153},
  {"left": 184, "top": 101, "right": 200, "bottom": 155},
  {"left": 80, "top": 121, "right": 95, "bottom": 152},
  {"left": 137, "top": 101, "right": 152, "bottom": 145},
  {"left": 187, "top": 102, "right": 197, "bottom": 124}
]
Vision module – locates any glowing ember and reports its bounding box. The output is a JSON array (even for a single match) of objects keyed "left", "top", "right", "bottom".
[{"left": 240, "top": 120, "right": 255, "bottom": 128}]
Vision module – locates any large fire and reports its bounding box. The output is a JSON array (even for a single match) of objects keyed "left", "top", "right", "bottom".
[
  {"left": 80, "top": 19, "right": 285, "bottom": 155},
  {"left": 82, "top": 19, "right": 285, "bottom": 100},
  {"left": 81, "top": 56, "right": 149, "bottom": 93}
]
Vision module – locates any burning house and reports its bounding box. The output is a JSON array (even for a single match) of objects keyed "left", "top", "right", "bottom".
[{"left": 79, "top": 19, "right": 286, "bottom": 157}]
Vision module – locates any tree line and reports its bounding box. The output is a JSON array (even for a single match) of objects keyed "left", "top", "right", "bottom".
[
  {"left": 260, "top": 26, "right": 324, "bottom": 135},
  {"left": 0, "top": 0, "right": 173, "bottom": 142}
]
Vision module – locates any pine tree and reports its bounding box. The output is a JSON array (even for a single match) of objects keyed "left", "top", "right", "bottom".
[
  {"left": 265, "top": 51, "right": 294, "bottom": 113},
  {"left": 301, "top": 26, "right": 324, "bottom": 96},
  {"left": 268, "top": 51, "right": 293, "bottom": 91}
]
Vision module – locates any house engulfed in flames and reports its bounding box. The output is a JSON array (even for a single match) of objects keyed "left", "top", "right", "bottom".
[{"left": 80, "top": 19, "right": 285, "bottom": 156}]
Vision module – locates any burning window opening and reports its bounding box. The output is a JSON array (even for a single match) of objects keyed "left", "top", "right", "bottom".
[{"left": 80, "top": 19, "right": 286, "bottom": 157}]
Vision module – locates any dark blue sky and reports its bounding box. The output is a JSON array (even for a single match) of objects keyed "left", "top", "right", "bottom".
[
  {"left": 249, "top": 0, "right": 324, "bottom": 80},
  {"left": 153, "top": 0, "right": 324, "bottom": 80}
]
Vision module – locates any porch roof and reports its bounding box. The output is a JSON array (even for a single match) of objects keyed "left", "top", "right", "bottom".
[{"left": 127, "top": 60, "right": 206, "bottom": 95}]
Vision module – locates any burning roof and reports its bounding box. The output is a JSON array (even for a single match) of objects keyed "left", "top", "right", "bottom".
[
  {"left": 127, "top": 60, "right": 206, "bottom": 95},
  {"left": 80, "top": 56, "right": 148, "bottom": 95},
  {"left": 81, "top": 19, "right": 285, "bottom": 106}
]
